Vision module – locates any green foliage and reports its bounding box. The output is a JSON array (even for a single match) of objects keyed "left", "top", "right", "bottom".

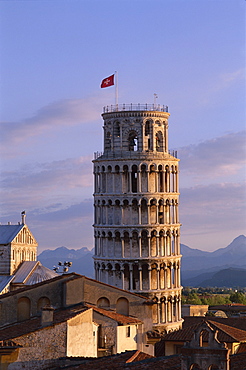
[
  {"left": 182, "top": 292, "right": 202, "bottom": 305},
  {"left": 229, "top": 291, "right": 246, "bottom": 304},
  {"left": 182, "top": 287, "right": 245, "bottom": 306}
]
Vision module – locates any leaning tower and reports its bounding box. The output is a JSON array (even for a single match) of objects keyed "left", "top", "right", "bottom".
[{"left": 93, "top": 103, "right": 182, "bottom": 333}]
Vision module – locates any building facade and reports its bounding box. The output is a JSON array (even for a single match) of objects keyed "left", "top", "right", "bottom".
[
  {"left": 0, "top": 213, "right": 37, "bottom": 276},
  {"left": 93, "top": 104, "right": 182, "bottom": 332}
]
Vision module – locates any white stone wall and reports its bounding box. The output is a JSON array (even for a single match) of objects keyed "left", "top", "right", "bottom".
[{"left": 93, "top": 107, "right": 182, "bottom": 333}]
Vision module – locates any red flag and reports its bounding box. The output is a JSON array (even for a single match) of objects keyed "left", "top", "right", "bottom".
[{"left": 101, "top": 74, "right": 114, "bottom": 88}]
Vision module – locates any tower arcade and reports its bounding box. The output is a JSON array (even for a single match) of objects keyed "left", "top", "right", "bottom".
[{"left": 93, "top": 104, "right": 182, "bottom": 332}]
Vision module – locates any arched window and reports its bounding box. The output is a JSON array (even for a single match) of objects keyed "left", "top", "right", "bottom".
[
  {"left": 190, "top": 365, "right": 201, "bottom": 370},
  {"left": 37, "top": 297, "right": 50, "bottom": 313},
  {"left": 128, "top": 131, "right": 138, "bottom": 151},
  {"left": 97, "top": 297, "right": 110, "bottom": 309},
  {"left": 17, "top": 297, "right": 31, "bottom": 321},
  {"left": 156, "top": 131, "right": 164, "bottom": 152},
  {"left": 199, "top": 329, "right": 208, "bottom": 347},
  {"left": 105, "top": 131, "right": 111, "bottom": 151},
  {"left": 114, "top": 121, "right": 120, "bottom": 137},
  {"left": 116, "top": 297, "right": 129, "bottom": 316},
  {"left": 131, "top": 165, "right": 138, "bottom": 193}
]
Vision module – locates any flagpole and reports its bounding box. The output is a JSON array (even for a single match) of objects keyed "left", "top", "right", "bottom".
[{"left": 115, "top": 71, "right": 118, "bottom": 108}]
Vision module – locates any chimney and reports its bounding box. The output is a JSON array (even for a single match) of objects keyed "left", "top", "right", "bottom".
[
  {"left": 41, "top": 305, "right": 54, "bottom": 327},
  {"left": 21, "top": 211, "right": 26, "bottom": 225}
]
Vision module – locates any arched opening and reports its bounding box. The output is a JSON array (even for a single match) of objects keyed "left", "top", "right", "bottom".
[
  {"left": 132, "top": 264, "right": 139, "bottom": 290},
  {"left": 114, "top": 263, "right": 121, "bottom": 288},
  {"left": 115, "top": 199, "right": 121, "bottom": 225},
  {"left": 151, "top": 263, "right": 158, "bottom": 290},
  {"left": 150, "top": 199, "right": 157, "bottom": 224},
  {"left": 123, "top": 231, "right": 130, "bottom": 257},
  {"left": 116, "top": 297, "right": 129, "bottom": 316},
  {"left": 151, "top": 230, "right": 157, "bottom": 256},
  {"left": 142, "top": 264, "right": 149, "bottom": 290},
  {"left": 123, "top": 264, "right": 130, "bottom": 290},
  {"left": 131, "top": 164, "right": 138, "bottom": 192},
  {"left": 37, "top": 297, "right": 50, "bottom": 313},
  {"left": 128, "top": 131, "right": 138, "bottom": 151},
  {"left": 97, "top": 297, "right": 110, "bottom": 309},
  {"left": 141, "top": 230, "right": 148, "bottom": 257},
  {"left": 140, "top": 164, "right": 147, "bottom": 192},
  {"left": 105, "top": 131, "right": 111, "bottom": 151},
  {"left": 199, "top": 329, "right": 208, "bottom": 347},
  {"left": 114, "top": 121, "right": 120, "bottom": 137},
  {"left": 132, "top": 231, "right": 139, "bottom": 257},
  {"left": 132, "top": 198, "right": 138, "bottom": 224},
  {"left": 107, "top": 263, "right": 113, "bottom": 285},
  {"left": 156, "top": 131, "right": 164, "bottom": 152},
  {"left": 145, "top": 120, "right": 151, "bottom": 150},
  {"left": 122, "top": 165, "right": 129, "bottom": 192},
  {"left": 115, "top": 231, "right": 121, "bottom": 257},
  {"left": 140, "top": 198, "right": 148, "bottom": 224},
  {"left": 149, "top": 165, "right": 156, "bottom": 192},
  {"left": 190, "top": 364, "right": 201, "bottom": 370},
  {"left": 17, "top": 297, "right": 31, "bottom": 321},
  {"left": 158, "top": 165, "right": 164, "bottom": 192}
]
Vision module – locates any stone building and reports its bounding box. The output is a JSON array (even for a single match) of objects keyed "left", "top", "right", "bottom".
[
  {"left": 0, "top": 212, "right": 37, "bottom": 276},
  {"left": 0, "top": 272, "right": 156, "bottom": 368},
  {"left": 93, "top": 104, "right": 182, "bottom": 333},
  {"left": 0, "top": 214, "right": 57, "bottom": 294}
]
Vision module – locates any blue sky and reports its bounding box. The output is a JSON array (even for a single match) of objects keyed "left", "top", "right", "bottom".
[{"left": 0, "top": 0, "right": 245, "bottom": 253}]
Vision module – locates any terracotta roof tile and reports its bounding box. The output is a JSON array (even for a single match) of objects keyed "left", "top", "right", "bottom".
[
  {"left": 237, "top": 342, "right": 246, "bottom": 354},
  {"left": 61, "top": 352, "right": 181, "bottom": 370},
  {"left": 183, "top": 316, "right": 246, "bottom": 331},
  {"left": 86, "top": 304, "right": 142, "bottom": 325},
  {"left": 207, "top": 320, "right": 246, "bottom": 342},
  {"left": 161, "top": 319, "right": 246, "bottom": 344},
  {"left": 0, "top": 304, "right": 88, "bottom": 341},
  {"left": 230, "top": 352, "right": 246, "bottom": 370}
]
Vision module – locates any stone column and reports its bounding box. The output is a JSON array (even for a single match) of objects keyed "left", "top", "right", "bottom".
[
  {"left": 121, "top": 266, "right": 125, "bottom": 290},
  {"left": 129, "top": 264, "right": 133, "bottom": 290},
  {"left": 148, "top": 264, "right": 152, "bottom": 290},
  {"left": 139, "top": 265, "right": 143, "bottom": 291},
  {"left": 138, "top": 170, "right": 141, "bottom": 193}
]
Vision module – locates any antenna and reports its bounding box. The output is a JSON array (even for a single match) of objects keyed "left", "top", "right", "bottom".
[{"left": 154, "top": 93, "right": 158, "bottom": 108}]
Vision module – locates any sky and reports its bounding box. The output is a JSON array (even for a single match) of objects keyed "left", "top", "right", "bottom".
[{"left": 0, "top": 0, "right": 245, "bottom": 253}]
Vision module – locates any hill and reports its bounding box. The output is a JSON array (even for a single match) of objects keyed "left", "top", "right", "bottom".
[
  {"left": 38, "top": 235, "right": 246, "bottom": 287},
  {"left": 38, "top": 246, "right": 94, "bottom": 278},
  {"left": 183, "top": 267, "right": 246, "bottom": 288}
]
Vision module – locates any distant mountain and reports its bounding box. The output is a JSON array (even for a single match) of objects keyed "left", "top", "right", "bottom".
[
  {"left": 38, "top": 235, "right": 246, "bottom": 287},
  {"left": 181, "top": 235, "right": 246, "bottom": 287},
  {"left": 38, "top": 246, "right": 94, "bottom": 278},
  {"left": 183, "top": 268, "right": 246, "bottom": 288},
  {"left": 181, "top": 235, "right": 246, "bottom": 271},
  {"left": 197, "top": 268, "right": 246, "bottom": 288}
]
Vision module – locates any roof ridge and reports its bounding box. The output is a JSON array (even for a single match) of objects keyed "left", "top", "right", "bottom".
[
  {"left": 207, "top": 320, "right": 246, "bottom": 341},
  {"left": 125, "top": 350, "right": 141, "bottom": 363}
]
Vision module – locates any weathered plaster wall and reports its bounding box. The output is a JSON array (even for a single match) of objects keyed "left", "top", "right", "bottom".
[
  {"left": 116, "top": 324, "right": 138, "bottom": 353},
  {"left": 67, "top": 309, "right": 98, "bottom": 358}
]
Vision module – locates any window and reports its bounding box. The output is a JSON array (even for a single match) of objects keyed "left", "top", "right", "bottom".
[
  {"left": 37, "top": 297, "right": 50, "bottom": 313},
  {"left": 126, "top": 326, "right": 130, "bottom": 337},
  {"left": 97, "top": 297, "right": 110, "bottom": 309},
  {"left": 116, "top": 297, "right": 129, "bottom": 316},
  {"left": 17, "top": 297, "right": 31, "bottom": 321}
]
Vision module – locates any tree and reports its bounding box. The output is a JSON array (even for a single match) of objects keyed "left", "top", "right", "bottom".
[{"left": 229, "top": 292, "right": 246, "bottom": 305}]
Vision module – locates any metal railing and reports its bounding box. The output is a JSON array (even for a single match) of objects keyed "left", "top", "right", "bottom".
[
  {"left": 94, "top": 150, "right": 178, "bottom": 160},
  {"left": 103, "top": 104, "right": 168, "bottom": 113}
]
